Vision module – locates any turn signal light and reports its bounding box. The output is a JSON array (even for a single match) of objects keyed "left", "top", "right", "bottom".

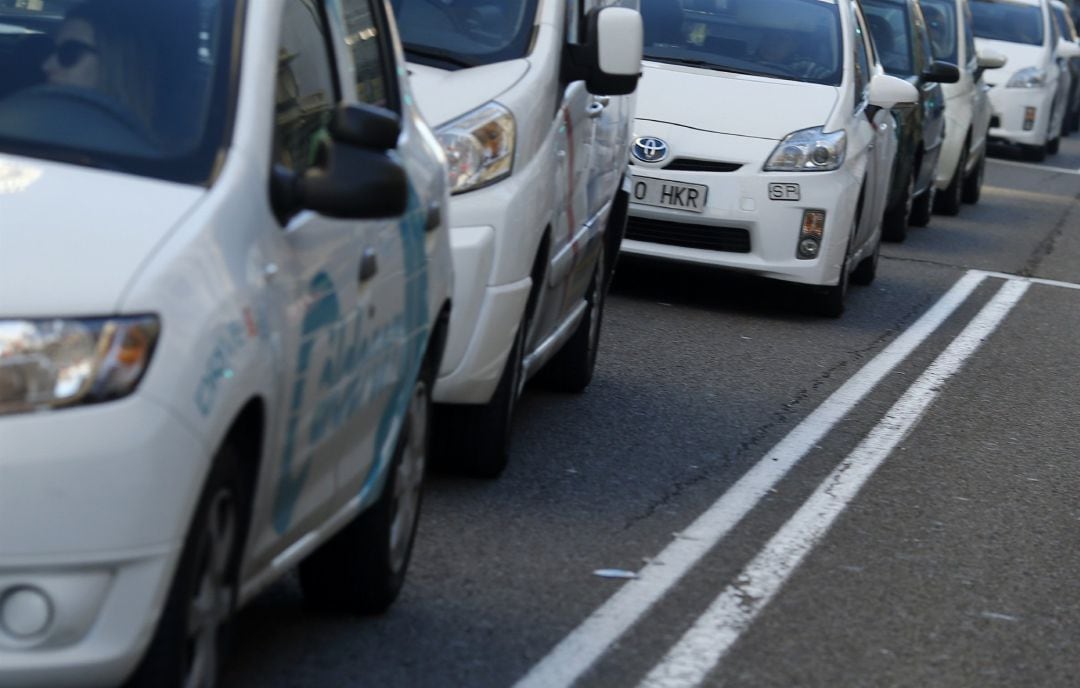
[
  {"left": 798, "top": 210, "right": 826, "bottom": 259},
  {"left": 1023, "top": 107, "right": 1037, "bottom": 131}
]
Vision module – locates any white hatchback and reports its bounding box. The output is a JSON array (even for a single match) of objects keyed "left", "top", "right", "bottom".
[
  {"left": 624, "top": 0, "right": 916, "bottom": 316},
  {"left": 972, "top": 0, "right": 1080, "bottom": 160},
  {"left": 0, "top": 0, "right": 452, "bottom": 686}
]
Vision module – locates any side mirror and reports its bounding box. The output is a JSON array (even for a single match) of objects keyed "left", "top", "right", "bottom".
[
  {"left": 563, "top": 6, "right": 642, "bottom": 96},
  {"left": 976, "top": 49, "right": 1008, "bottom": 70},
  {"left": 922, "top": 60, "right": 961, "bottom": 84},
  {"left": 868, "top": 73, "right": 919, "bottom": 110},
  {"left": 1057, "top": 38, "right": 1080, "bottom": 60},
  {"left": 272, "top": 104, "right": 408, "bottom": 222}
]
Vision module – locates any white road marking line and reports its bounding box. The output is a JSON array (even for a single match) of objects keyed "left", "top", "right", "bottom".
[
  {"left": 637, "top": 279, "right": 1030, "bottom": 688},
  {"left": 988, "top": 158, "right": 1080, "bottom": 175},
  {"left": 512, "top": 271, "right": 987, "bottom": 688},
  {"left": 971, "top": 269, "right": 1080, "bottom": 292}
]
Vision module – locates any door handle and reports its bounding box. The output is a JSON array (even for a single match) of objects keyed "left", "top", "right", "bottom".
[
  {"left": 359, "top": 247, "right": 378, "bottom": 284},
  {"left": 586, "top": 102, "right": 605, "bottom": 119}
]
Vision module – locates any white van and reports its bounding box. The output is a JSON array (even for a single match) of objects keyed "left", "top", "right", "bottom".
[
  {"left": 391, "top": 0, "right": 643, "bottom": 476},
  {"left": 0, "top": 0, "right": 452, "bottom": 686},
  {"left": 972, "top": 0, "right": 1080, "bottom": 160}
]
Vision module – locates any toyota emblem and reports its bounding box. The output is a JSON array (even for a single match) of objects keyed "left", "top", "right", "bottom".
[{"left": 631, "top": 137, "right": 669, "bottom": 163}]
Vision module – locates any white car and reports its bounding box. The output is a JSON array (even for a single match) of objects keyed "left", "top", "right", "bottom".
[
  {"left": 624, "top": 0, "right": 917, "bottom": 316},
  {"left": 391, "top": 0, "right": 643, "bottom": 476},
  {"left": 921, "top": 0, "right": 1007, "bottom": 214},
  {"left": 972, "top": 0, "right": 1080, "bottom": 160},
  {"left": 0, "top": 0, "right": 452, "bottom": 686}
]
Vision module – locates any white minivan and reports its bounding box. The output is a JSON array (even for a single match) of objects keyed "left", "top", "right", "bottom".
[
  {"left": 920, "top": 0, "right": 1006, "bottom": 214},
  {"left": 0, "top": 0, "right": 452, "bottom": 686},
  {"left": 972, "top": 0, "right": 1080, "bottom": 160},
  {"left": 623, "top": 0, "right": 917, "bottom": 316},
  {"left": 391, "top": 0, "right": 643, "bottom": 476}
]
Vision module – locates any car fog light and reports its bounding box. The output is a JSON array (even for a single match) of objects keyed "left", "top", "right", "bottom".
[
  {"left": 797, "top": 210, "right": 826, "bottom": 260},
  {"left": 1023, "top": 107, "right": 1037, "bottom": 131},
  {"left": 0, "top": 586, "right": 52, "bottom": 639}
]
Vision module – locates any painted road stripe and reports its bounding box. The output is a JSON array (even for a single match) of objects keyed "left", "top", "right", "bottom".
[
  {"left": 987, "top": 158, "right": 1080, "bottom": 175},
  {"left": 637, "top": 279, "right": 1030, "bottom": 688},
  {"left": 513, "top": 271, "right": 987, "bottom": 688},
  {"left": 971, "top": 269, "right": 1080, "bottom": 292}
]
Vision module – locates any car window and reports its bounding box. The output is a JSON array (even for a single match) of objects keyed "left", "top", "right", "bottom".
[
  {"left": 638, "top": 0, "right": 843, "bottom": 86},
  {"left": 963, "top": 0, "right": 977, "bottom": 67},
  {"left": 921, "top": 0, "right": 960, "bottom": 63},
  {"left": 390, "top": 0, "right": 540, "bottom": 69},
  {"left": 0, "top": 0, "right": 237, "bottom": 184},
  {"left": 852, "top": 4, "right": 873, "bottom": 106},
  {"left": 274, "top": 0, "right": 338, "bottom": 176},
  {"left": 862, "top": 0, "right": 915, "bottom": 77},
  {"left": 340, "top": 0, "right": 398, "bottom": 110},
  {"left": 969, "top": 0, "right": 1044, "bottom": 46}
]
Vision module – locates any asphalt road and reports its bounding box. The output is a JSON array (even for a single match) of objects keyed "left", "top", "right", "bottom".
[{"left": 225, "top": 138, "right": 1080, "bottom": 688}]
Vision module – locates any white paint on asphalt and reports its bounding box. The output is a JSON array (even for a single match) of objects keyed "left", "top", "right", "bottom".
[
  {"left": 988, "top": 158, "right": 1080, "bottom": 175},
  {"left": 513, "top": 271, "right": 988, "bottom": 688},
  {"left": 971, "top": 270, "right": 1080, "bottom": 292},
  {"left": 636, "top": 279, "right": 1030, "bottom": 688}
]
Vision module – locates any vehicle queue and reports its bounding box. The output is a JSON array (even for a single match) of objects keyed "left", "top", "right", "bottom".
[{"left": 0, "top": 0, "right": 1076, "bottom": 686}]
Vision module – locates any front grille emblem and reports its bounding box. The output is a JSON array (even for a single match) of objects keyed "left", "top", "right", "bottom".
[{"left": 631, "top": 137, "right": 669, "bottom": 163}]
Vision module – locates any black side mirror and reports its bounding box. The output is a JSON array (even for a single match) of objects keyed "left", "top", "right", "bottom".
[
  {"left": 272, "top": 104, "right": 407, "bottom": 222},
  {"left": 922, "top": 60, "right": 961, "bottom": 84}
]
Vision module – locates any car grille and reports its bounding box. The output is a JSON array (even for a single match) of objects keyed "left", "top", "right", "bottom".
[
  {"left": 626, "top": 217, "right": 751, "bottom": 253},
  {"left": 663, "top": 158, "right": 742, "bottom": 173}
]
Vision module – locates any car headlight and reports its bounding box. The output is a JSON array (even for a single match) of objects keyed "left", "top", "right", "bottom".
[
  {"left": 435, "top": 102, "right": 515, "bottom": 195},
  {"left": 0, "top": 316, "right": 159, "bottom": 416},
  {"left": 764, "top": 127, "right": 846, "bottom": 172},
  {"left": 1006, "top": 66, "right": 1046, "bottom": 88}
]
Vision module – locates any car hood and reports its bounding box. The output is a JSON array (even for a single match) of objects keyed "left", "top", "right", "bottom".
[
  {"left": 636, "top": 61, "right": 839, "bottom": 140},
  {"left": 0, "top": 154, "right": 204, "bottom": 317},
  {"left": 976, "top": 38, "right": 1047, "bottom": 86},
  {"left": 407, "top": 59, "right": 530, "bottom": 128}
]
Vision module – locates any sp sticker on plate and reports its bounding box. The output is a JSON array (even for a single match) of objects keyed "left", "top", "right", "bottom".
[{"left": 768, "top": 183, "right": 801, "bottom": 201}]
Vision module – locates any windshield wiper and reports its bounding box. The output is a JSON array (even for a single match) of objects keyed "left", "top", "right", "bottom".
[{"left": 403, "top": 43, "right": 477, "bottom": 70}]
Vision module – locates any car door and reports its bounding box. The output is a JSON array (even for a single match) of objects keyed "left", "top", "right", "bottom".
[
  {"left": 851, "top": 1, "right": 887, "bottom": 248},
  {"left": 912, "top": 1, "right": 947, "bottom": 180},
  {"left": 254, "top": 0, "right": 378, "bottom": 563},
  {"left": 963, "top": 0, "right": 992, "bottom": 158}
]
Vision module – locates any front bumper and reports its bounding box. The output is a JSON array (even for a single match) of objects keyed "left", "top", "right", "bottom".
[
  {"left": 622, "top": 161, "right": 859, "bottom": 288},
  {"left": 986, "top": 84, "right": 1055, "bottom": 147},
  {"left": 0, "top": 397, "right": 208, "bottom": 687}
]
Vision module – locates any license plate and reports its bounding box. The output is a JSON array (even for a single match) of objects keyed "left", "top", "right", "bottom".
[
  {"left": 768, "top": 183, "right": 801, "bottom": 201},
  {"left": 631, "top": 176, "right": 708, "bottom": 213}
]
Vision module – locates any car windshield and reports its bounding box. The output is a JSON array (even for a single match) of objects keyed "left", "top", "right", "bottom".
[
  {"left": 0, "top": 0, "right": 236, "bottom": 185},
  {"left": 1052, "top": 5, "right": 1077, "bottom": 41},
  {"left": 970, "top": 0, "right": 1044, "bottom": 46},
  {"left": 862, "top": 0, "right": 915, "bottom": 77},
  {"left": 639, "top": 0, "right": 843, "bottom": 86},
  {"left": 389, "top": 0, "right": 540, "bottom": 69},
  {"left": 920, "top": 0, "right": 960, "bottom": 63}
]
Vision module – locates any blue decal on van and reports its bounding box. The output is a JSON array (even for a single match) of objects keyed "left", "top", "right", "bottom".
[{"left": 273, "top": 272, "right": 342, "bottom": 534}]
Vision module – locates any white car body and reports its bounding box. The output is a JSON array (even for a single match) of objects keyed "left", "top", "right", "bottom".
[
  {"left": 975, "top": 0, "right": 1071, "bottom": 151},
  {"left": 0, "top": 1, "right": 452, "bottom": 686},
  {"left": 624, "top": 0, "right": 911, "bottom": 304},
  {"left": 925, "top": 0, "right": 998, "bottom": 193}
]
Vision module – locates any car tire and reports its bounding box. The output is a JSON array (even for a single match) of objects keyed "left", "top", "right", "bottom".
[
  {"left": 299, "top": 377, "right": 430, "bottom": 614},
  {"left": 1047, "top": 135, "right": 1061, "bottom": 155},
  {"left": 850, "top": 238, "right": 879, "bottom": 286},
  {"left": 961, "top": 150, "right": 985, "bottom": 205},
  {"left": 430, "top": 320, "right": 525, "bottom": 479},
  {"left": 538, "top": 243, "right": 606, "bottom": 393},
  {"left": 125, "top": 446, "right": 246, "bottom": 688},
  {"left": 814, "top": 252, "right": 849, "bottom": 318},
  {"left": 934, "top": 141, "right": 967, "bottom": 216},
  {"left": 881, "top": 172, "right": 914, "bottom": 243},
  {"left": 908, "top": 183, "right": 934, "bottom": 228},
  {"left": 1022, "top": 143, "right": 1047, "bottom": 162}
]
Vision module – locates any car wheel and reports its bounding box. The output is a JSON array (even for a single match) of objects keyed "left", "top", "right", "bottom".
[
  {"left": 430, "top": 319, "right": 526, "bottom": 478},
  {"left": 961, "top": 150, "right": 985, "bottom": 205},
  {"left": 299, "top": 377, "right": 430, "bottom": 614},
  {"left": 850, "top": 238, "right": 879, "bottom": 286},
  {"left": 125, "top": 447, "right": 245, "bottom": 688},
  {"left": 881, "top": 171, "right": 914, "bottom": 243},
  {"left": 934, "top": 141, "right": 967, "bottom": 216},
  {"left": 814, "top": 248, "right": 850, "bottom": 318},
  {"left": 539, "top": 243, "right": 606, "bottom": 393},
  {"left": 1022, "top": 143, "right": 1047, "bottom": 162},
  {"left": 1047, "top": 135, "right": 1061, "bottom": 155},
  {"left": 908, "top": 183, "right": 934, "bottom": 228}
]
